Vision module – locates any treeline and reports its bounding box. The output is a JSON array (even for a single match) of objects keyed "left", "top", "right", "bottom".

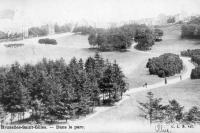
[
  {"left": 181, "top": 49, "right": 200, "bottom": 79},
  {"left": 4, "top": 43, "right": 24, "bottom": 48},
  {"left": 146, "top": 53, "right": 183, "bottom": 77},
  {"left": 0, "top": 31, "right": 23, "bottom": 41},
  {"left": 54, "top": 24, "right": 71, "bottom": 34},
  {"left": 38, "top": 38, "right": 57, "bottom": 45},
  {"left": 0, "top": 53, "right": 127, "bottom": 123},
  {"left": 73, "top": 26, "right": 96, "bottom": 35},
  {"left": 86, "top": 24, "right": 164, "bottom": 51},
  {"left": 134, "top": 28, "right": 158, "bottom": 51},
  {"left": 139, "top": 92, "right": 200, "bottom": 124},
  {"left": 181, "top": 16, "right": 200, "bottom": 39},
  {"left": 29, "top": 25, "right": 49, "bottom": 37},
  {"left": 29, "top": 23, "right": 71, "bottom": 37}
]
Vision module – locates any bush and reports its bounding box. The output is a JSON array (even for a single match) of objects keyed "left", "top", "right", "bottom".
[
  {"left": 191, "top": 66, "right": 200, "bottom": 79},
  {"left": 191, "top": 55, "right": 200, "bottom": 65},
  {"left": 38, "top": 38, "right": 57, "bottom": 45},
  {"left": 4, "top": 43, "right": 24, "bottom": 48},
  {"left": 181, "top": 16, "right": 200, "bottom": 39},
  {"left": 146, "top": 53, "right": 183, "bottom": 77},
  {"left": 134, "top": 28, "right": 155, "bottom": 51},
  {"left": 181, "top": 49, "right": 200, "bottom": 57}
]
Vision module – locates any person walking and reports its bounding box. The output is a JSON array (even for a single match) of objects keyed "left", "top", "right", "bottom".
[
  {"left": 165, "top": 77, "right": 167, "bottom": 84},
  {"left": 180, "top": 75, "right": 182, "bottom": 80}
]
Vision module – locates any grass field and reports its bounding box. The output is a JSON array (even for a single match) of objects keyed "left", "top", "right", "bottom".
[
  {"left": 1, "top": 24, "right": 200, "bottom": 127},
  {"left": 77, "top": 24, "right": 200, "bottom": 126}
]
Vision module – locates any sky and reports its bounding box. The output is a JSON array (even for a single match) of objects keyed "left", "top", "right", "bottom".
[{"left": 0, "top": 0, "right": 200, "bottom": 31}]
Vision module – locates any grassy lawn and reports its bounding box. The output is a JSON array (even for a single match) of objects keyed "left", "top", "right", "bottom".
[{"left": 83, "top": 79, "right": 200, "bottom": 125}]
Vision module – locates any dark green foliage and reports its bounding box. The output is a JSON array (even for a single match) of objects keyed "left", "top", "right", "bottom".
[
  {"left": 38, "top": 38, "right": 57, "bottom": 45},
  {"left": 191, "top": 66, "right": 200, "bottom": 79},
  {"left": 165, "top": 100, "right": 184, "bottom": 123},
  {"left": 181, "top": 49, "right": 200, "bottom": 57},
  {"left": 181, "top": 16, "right": 200, "bottom": 39},
  {"left": 88, "top": 24, "right": 139, "bottom": 51},
  {"left": 138, "top": 92, "right": 200, "bottom": 124},
  {"left": 88, "top": 33, "right": 97, "bottom": 47},
  {"left": 87, "top": 24, "right": 157, "bottom": 51},
  {"left": 0, "top": 53, "right": 127, "bottom": 123},
  {"left": 134, "top": 28, "right": 155, "bottom": 50},
  {"left": 146, "top": 53, "right": 183, "bottom": 77},
  {"left": 184, "top": 106, "right": 200, "bottom": 124}
]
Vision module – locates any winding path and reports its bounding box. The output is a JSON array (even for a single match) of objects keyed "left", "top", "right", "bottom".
[{"left": 71, "top": 46, "right": 195, "bottom": 125}]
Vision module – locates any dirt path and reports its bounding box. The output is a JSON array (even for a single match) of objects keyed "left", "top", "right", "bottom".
[{"left": 68, "top": 47, "right": 195, "bottom": 128}]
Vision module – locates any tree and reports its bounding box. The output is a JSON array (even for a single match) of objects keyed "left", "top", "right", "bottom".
[
  {"left": 184, "top": 106, "right": 200, "bottom": 124},
  {"left": 134, "top": 28, "right": 155, "bottom": 50},
  {"left": 146, "top": 53, "right": 183, "bottom": 77},
  {"left": 164, "top": 100, "right": 184, "bottom": 123},
  {"left": 138, "top": 92, "right": 165, "bottom": 124},
  {"left": 167, "top": 17, "right": 175, "bottom": 23},
  {"left": 88, "top": 33, "right": 97, "bottom": 47}
]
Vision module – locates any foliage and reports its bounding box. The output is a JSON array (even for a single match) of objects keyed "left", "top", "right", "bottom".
[
  {"left": 181, "top": 49, "right": 200, "bottom": 57},
  {"left": 191, "top": 66, "right": 200, "bottom": 79},
  {"left": 181, "top": 16, "right": 200, "bottom": 39},
  {"left": 0, "top": 53, "right": 127, "bottom": 123},
  {"left": 138, "top": 92, "right": 200, "bottom": 124},
  {"left": 167, "top": 17, "right": 175, "bottom": 24},
  {"left": 138, "top": 92, "right": 166, "bottom": 124},
  {"left": 54, "top": 24, "right": 71, "bottom": 33},
  {"left": 38, "top": 38, "right": 57, "bottom": 45},
  {"left": 0, "top": 31, "right": 8, "bottom": 40},
  {"left": 134, "top": 28, "right": 155, "bottom": 50},
  {"left": 4, "top": 43, "right": 24, "bottom": 48},
  {"left": 146, "top": 53, "right": 183, "bottom": 77},
  {"left": 73, "top": 26, "right": 95, "bottom": 35},
  {"left": 87, "top": 24, "right": 149, "bottom": 51},
  {"left": 29, "top": 25, "right": 49, "bottom": 37}
]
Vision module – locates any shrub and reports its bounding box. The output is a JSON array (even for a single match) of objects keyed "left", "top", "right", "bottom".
[
  {"left": 38, "top": 38, "right": 57, "bottom": 45},
  {"left": 181, "top": 49, "right": 200, "bottom": 57},
  {"left": 191, "top": 66, "right": 200, "bottom": 79},
  {"left": 4, "top": 43, "right": 24, "bottom": 48},
  {"left": 146, "top": 53, "right": 183, "bottom": 77},
  {"left": 181, "top": 16, "right": 200, "bottom": 39},
  {"left": 134, "top": 28, "right": 155, "bottom": 51}
]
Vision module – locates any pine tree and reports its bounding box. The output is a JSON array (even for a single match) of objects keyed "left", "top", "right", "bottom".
[
  {"left": 138, "top": 92, "right": 166, "bottom": 124},
  {"left": 165, "top": 99, "right": 184, "bottom": 123},
  {"left": 85, "top": 57, "right": 95, "bottom": 73}
]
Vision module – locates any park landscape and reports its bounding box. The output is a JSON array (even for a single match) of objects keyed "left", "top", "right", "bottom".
[{"left": 1, "top": 7, "right": 200, "bottom": 133}]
